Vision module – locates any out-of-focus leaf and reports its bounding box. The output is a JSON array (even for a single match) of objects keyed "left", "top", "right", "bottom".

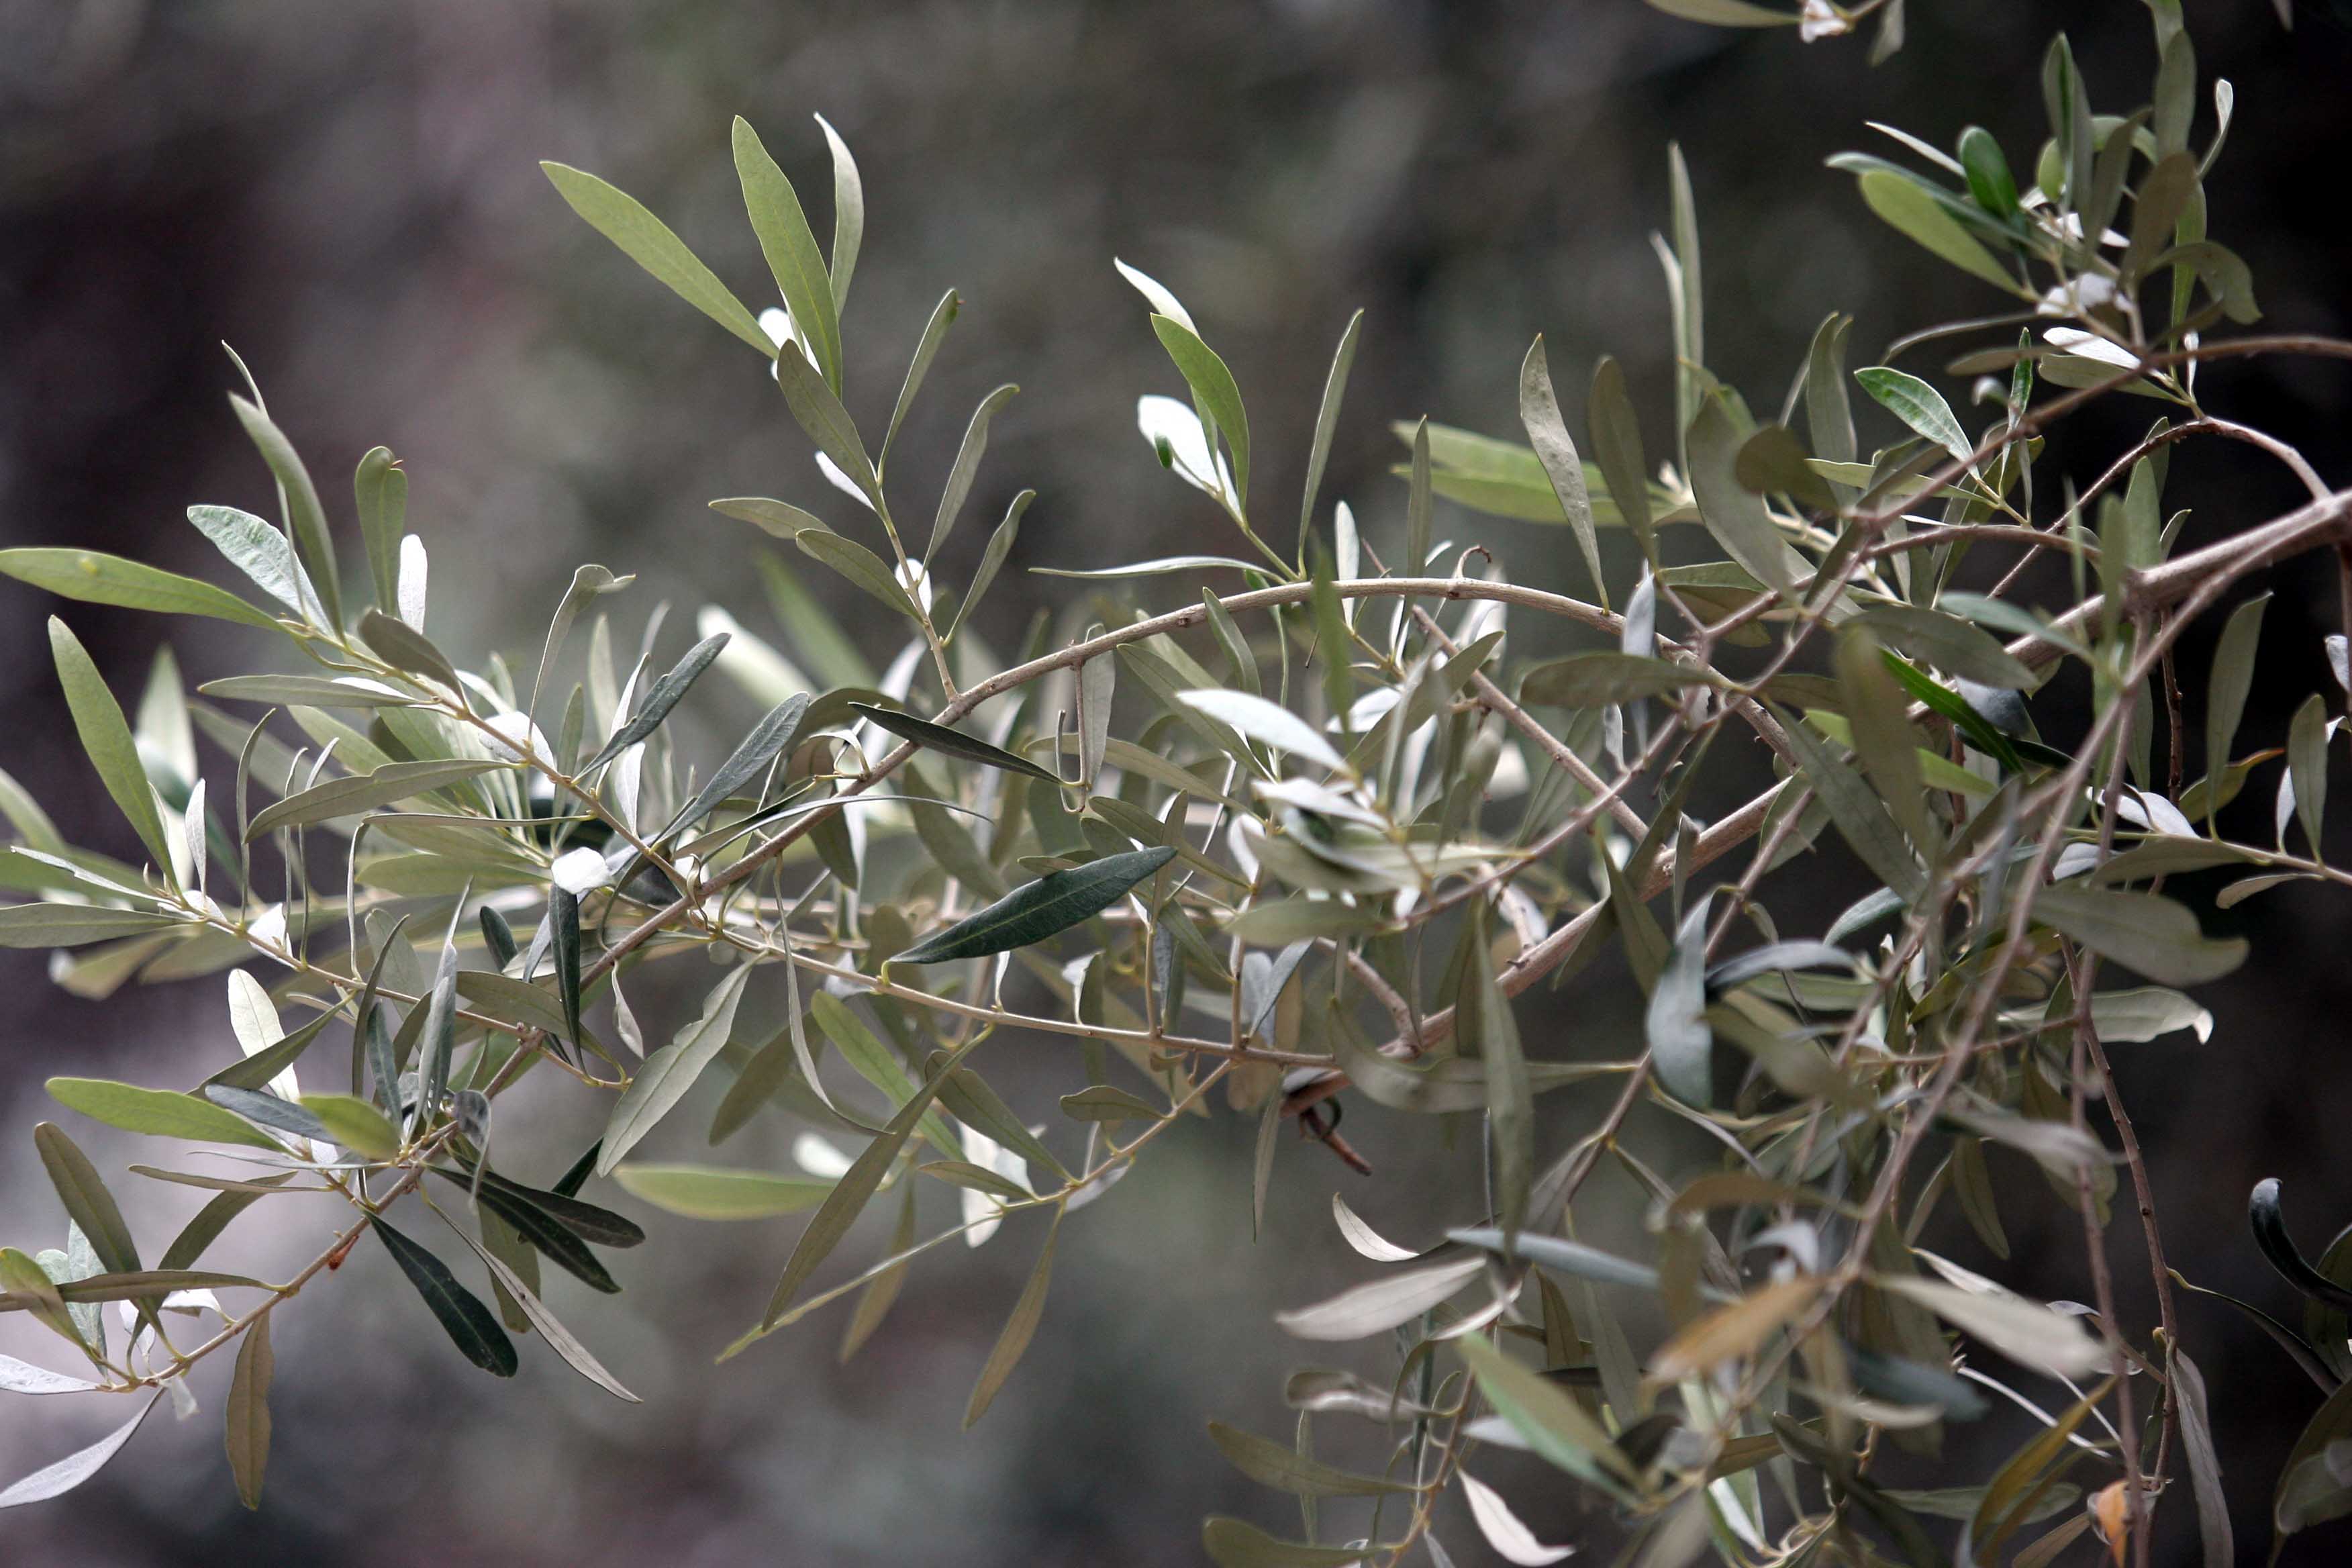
[
  {"left": 615, "top": 1165, "right": 834, "bottom": 1220},
  {"left": 1520, "top": 652, "right": 1712, "bottom": 708},
  {"left": 1208, "top": 1420, "right": 1412, "bottom": 1496},
  {"left": 2033, "top": 885, "right": 2247, "bottom": 985},
  {"left": 964, "top": 1212, "right": 1060, "bottom": 1428},
  {"left": 1857, "top": 603, "right": 2033, "bottom": 688},
  {"left": 2167, "top": 1343, "right": 2233, "bottom": 1568},
  {"left": 225, "top": 1313, "right": 273, "bottom": 1508},
  {"left": 1875, "top": 1276, "right": 2106, "bottom": 1376},
  {"left": 1589, "top": 356, "right": 1653, "bottom": 543},
  {"left": 1647, "top": 901, "right": 1714, "bottom": 1106},
  {"left": 1200, "top": 1517, "right": 1371, "bottom": 1568},
  {"left": 1687, "top": 400, "right": 1796, "bottom": 591},
  {"left": 895, "top": 847, "right": 1173, "bottom": 964},
  {"left": 1273, "top": 1255, "right": 1483, "bottom": 1341},
  {"left": 1804, "top": 313, "right": 1857, "bottom": 466},
  {"left": 46, "top": 1077, "right": 281, "bottom": 1150},
  {"left": 1457, "top": 1336, "right": 1641, "bottom": 1490},
  {"left": 2288, "top": 693, "right": 2329, "bottom": 852},
  {"left": 50, "top": 620, "right": 176, "bottom": 875},
  {"left": 372, "top": 1216, "right": 516, "bottom": 1377},
  {"left": 245, "top": 758, "right": 504, "bottom": 840},
  {"left": 1649, "top": 1277, "right": 1821, "bottom": 1383},
  {"left": 597, "top": 963, "right": 754, "bottom": 1174},
  {"left": 1836, "top": 630, "right": 1933, "bottom": 852},
  {"left": 758, "top": 1038, "right": 983, "bottom": 1328},
  {"left": 1449, "top": 1229, "right": 1661, "bottom": 1291},
  {"left": 0, "top": 550, "right": 280, "bottom": 630},
  {"left": 540, "top": 161, "right": 771, "bottom": 352},
  {"left": 1460, "top": 1471, "right": 1576, "bottom": 1566},
  {"left": 1643, "top": 0, "right": 1798, "bottom": 23}
]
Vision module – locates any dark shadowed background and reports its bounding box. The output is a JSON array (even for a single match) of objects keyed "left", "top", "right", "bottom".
[{"left": 3, "top": 2, "right": 2349, "bottom": 1563}]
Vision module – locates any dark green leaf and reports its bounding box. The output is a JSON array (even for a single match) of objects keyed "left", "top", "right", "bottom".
[
  {"left": 371, "top": 1216, "right": 517, "bottom": 1376},
  {"left": 1520, "top": 652, "right": 1712, "bottom": 708},
  {"left": 1208, "top": 1422, "right": 1412, "bottom": 1497},
  {"left": 225, "top": 1313, "right": 273, "bottom": 1509},
  {"left": 850, "top": 703, "right": 1057, "bottom": 783},
  {"left": 579, "top": 632, "right": 730, "bottom": 775},
  {"left": 895, "top": 847, "right": 1174, "bottom": 964}
]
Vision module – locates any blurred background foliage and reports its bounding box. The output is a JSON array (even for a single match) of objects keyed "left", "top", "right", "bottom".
[{"left": 1, "top": 1, "right": 2348, "bottom": 1561}]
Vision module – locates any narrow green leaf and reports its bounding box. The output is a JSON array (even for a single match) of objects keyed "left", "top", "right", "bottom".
[
  {"left": 760, "top": 1038, "right": 983, "bottom": 1326},
  {"left": 0, "top": 1389, "right": 162, "bottom": 1510},
  {"left": 47, "top": 1077, "right": 282, "bottom": 1150},
  {"left": 0, "top": 550, "right": 279, "bottom": 631},
  {"left": 1299, "top": 309, "right": 1364, "bottom": 546},
  {"left": 1520, "top": 336, "right": 1608, "bottom": 609},
  {"left": 1836, "top": 629, "right": 1934, "bottom": 852},
  {"left": 616, "top": 1164, "right": 834, "bottom": 1220},
  {"left": 948, "top": 490, "right": 1034, "bottom": 643},
  {"left": 0, "top": 904, "right": 181, "bottom": 949},
  {"left": 597, "top": 964, "right": 755, "bottom": 1174},
  {"left": 1779, "top": 709, "right": 1924, "bottom": 901},
  {"left": 228, "top": 394, "right": 341, "bottom": 628},
  {"left": 225, "top": 1313, "right": 273, "bottom": 1509},
  {"left": 1856, "top": 168, "right": 2021, "bottom": 292},
  {"left": 1687, "top": 401, "right": 1796, "bottom": 592},
  {"left": 771, "top": 341, "right": 877, "bottom": 499},
  {"left": 49, "top": 620, "right": 175, "bottom": 875},
  {"left": 1588, "top": 356, "right": 1653, "bottom": 543},
  {"left": 204, "top": 1086, "right": 331, "bottom": 1144},
  {"left": 1273, "top": 1255, "right": 1484, "bottom": 1340},
  {"left": 1803, "top": 312, "right": 1858, "bottom": 467},
  {"left": 1150, "top": 315, "right": 1251, "bottom": 504},
  {"left": 850, "top": 703, "right": 1057, "bottom": 783},
  {"left": 1856, "top": 603, "right": 2034, "bottom": 688},
  {"left": 809, "top": 991, "right": 963, "bottom": 1157},
  {"left": 883, "top": 289, "right": 961, "bottom": 465},
  {"left": 795, "top": 528, "right": 920, "bottom": 620},
  {"left": 1643, "top": 0, "right": 1798, "bottom": 23},
  {"left": 2289, "top": 693, "right": 2330, "bottom": 852},
  {"left": 158, "top": 1173, "right": 297, "bottom": 1273},
  {"left": 245, "top": 758, "right": 504, "bottom": 840},
  {"left": 444, "top": 1222, "right": 640, "bottom": 1402},
  {"left": 371, "top": 1216, "right": 517, "bottom": 1377},
  {"left": 301, "top": 1094, "right": 403, "bottom": 1160},
  {"left": 358, "top": 607, "right": 460, "bottom": 691},
  {"left": 579, "top": 631, "right": 730, "bottom": 774},
  {"left": 1457, "top": 1336, "right": 1643, "bottom": 1489},
  {"left": 928, "top": 383, "right": 1020, "bottom": 558},
  {"left": 732, "top": 116, "right": 843, "bottom": 391},
  {"left": 814, "top": 113, "right": 862, "bottom": 314},
  {"left": 540, "top": 160, "right": 773, "bottom": 353},
  {"left": 964, "top": 1212, "right": 1060, "bottom": 1428},
  {"left": 1199, "top": 1518, "right": 1368, "bottom": 1568},
  {"left": 1208, "top": 1421, "right": 1412, "bottom": 1497},
  {"left": 353, "top": 446, "right": 407, "bottom": 618},
  {"left": 894, "top": 847, "right": 1174, "bottom": 964}
]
